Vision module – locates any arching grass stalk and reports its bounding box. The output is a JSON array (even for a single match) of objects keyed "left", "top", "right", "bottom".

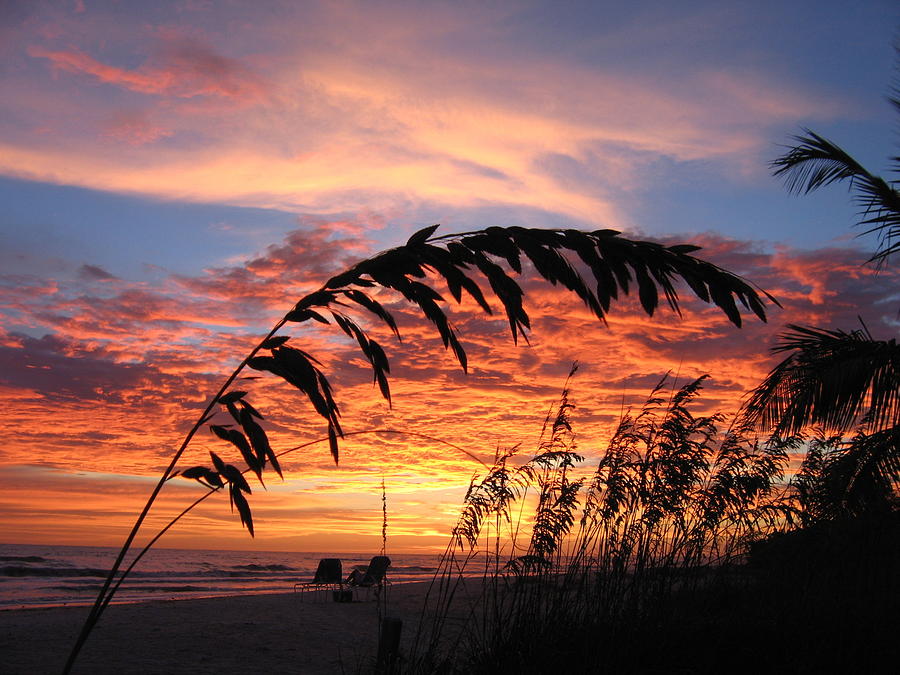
[
  {"left": 64, "top": 225, "right": 774, "bottom": 672},
  {"left": 63, "top": 318, "right": 288, "bottom": 674}
]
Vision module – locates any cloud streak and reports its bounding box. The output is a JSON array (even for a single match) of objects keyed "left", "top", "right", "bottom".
[
  {"left": 2, "top": 1, "right": 849, "bottom": 229},
  {"left": 28, "top": 38, "right": 267, "bottom": 101}
]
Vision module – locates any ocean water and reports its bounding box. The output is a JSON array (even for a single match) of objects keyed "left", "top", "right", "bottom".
[{"left": 0, "top": 543, "right": 442, "bottom": 610}]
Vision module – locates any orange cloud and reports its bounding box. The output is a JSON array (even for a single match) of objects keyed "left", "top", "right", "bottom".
[{"left": 2, "top": 220, "right": 897, "bottom": 550}]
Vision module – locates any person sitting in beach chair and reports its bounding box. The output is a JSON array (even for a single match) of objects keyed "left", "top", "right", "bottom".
[
  {"left": 346, "top": 555, "right": 391, "bottom": 600},
  {"left": 293, "top": 558, "right": 342, "bottom": 601}
]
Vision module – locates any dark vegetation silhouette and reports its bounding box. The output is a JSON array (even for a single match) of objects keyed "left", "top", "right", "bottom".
[
  {"left": 407, "top": 372, "right": 797, "bottom": 673},
  {"left": 742, "top": 91, "right": 900, "bottom": 517},
  {"left": 64, "top": 225, "right": 775, "bottom": 673},
  {"left": 404, "top": 370, "right": 897, "bottom": 674}
]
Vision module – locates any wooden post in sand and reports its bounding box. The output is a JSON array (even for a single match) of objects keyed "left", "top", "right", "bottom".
[{"left": 376, "top": 616, "right": 402, "bottom": 672}]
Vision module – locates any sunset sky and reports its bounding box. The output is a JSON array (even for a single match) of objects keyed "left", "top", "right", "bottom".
[{"left": 1, "top": 0, "right": 899, "bottom": 554}]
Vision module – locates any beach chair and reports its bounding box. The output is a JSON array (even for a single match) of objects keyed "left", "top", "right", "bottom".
[
  {"left": 346, "top": 555, "right": 391, "bottom": 601},
  {"left": 293, "top": 558, "right": 342, "bottom": 602}
]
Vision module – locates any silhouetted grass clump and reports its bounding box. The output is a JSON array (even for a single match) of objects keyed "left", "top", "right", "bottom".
[{"left": 406, "top": 372, "right": 898, "bottom": 673}]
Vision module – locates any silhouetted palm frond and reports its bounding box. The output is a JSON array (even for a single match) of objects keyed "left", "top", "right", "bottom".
[
  {"left": 794, "top": 428, "right": 900, "bottom": 522},
  {"left": 742, "top": 324, "right": 900, "bottom": 436},
  {"left": 830, "top": 426, "right": 900, "bottom": 516},
  {"left": 772, "top": 130, "right": 900, "bottom": 267}
]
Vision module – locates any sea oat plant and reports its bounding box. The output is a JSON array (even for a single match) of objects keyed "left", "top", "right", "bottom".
[{"left": 409, "top": 374, "right": 796, "bottom": 673}]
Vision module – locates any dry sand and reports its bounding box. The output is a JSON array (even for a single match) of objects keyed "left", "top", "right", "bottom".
[{"left": 0, "top": 581, "right": 472, "bottom": 674}]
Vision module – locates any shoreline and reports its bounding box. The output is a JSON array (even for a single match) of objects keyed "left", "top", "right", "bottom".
[
  {"left": 1, "top": 581, "right": 452, "bottom": 674},
  {"left": 0, "top": 578, "right": 432, "bottom": 613}
]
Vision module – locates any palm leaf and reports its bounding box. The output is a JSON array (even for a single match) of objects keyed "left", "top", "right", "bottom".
[
  {"left": 830, "top": 426, "right": 900, "bottom": 516},
  {"left": 794, "top": 429, "right": 900, "bottom": 521},
  {"left": 742, "top": 324, "right": 900, "bottom": 436},
  {"left": 772, "top": 130, "right": 900, "bottom": 267}
]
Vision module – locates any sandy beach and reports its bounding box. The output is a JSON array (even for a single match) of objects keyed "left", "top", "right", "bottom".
[{"left": 0, "top": 581, "right": 458, "bottom": 674}]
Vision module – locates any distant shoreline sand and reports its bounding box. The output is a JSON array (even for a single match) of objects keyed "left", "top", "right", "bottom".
[{"left": 1, "top": 581, "right": 450, "bottom": 674}]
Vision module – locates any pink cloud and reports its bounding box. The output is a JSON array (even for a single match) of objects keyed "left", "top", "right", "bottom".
[
  {"left": 103, "top": 110, "right": 174, "bottom": 145},
  {"left": 29, "top": 46, "right": 166, "bottom": 92},
  {"left": 28, "top": 37, "right": 267, "bottom": 101},
  {"left": 6, "top": 9, "right": 837, "bottom": 219}
]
